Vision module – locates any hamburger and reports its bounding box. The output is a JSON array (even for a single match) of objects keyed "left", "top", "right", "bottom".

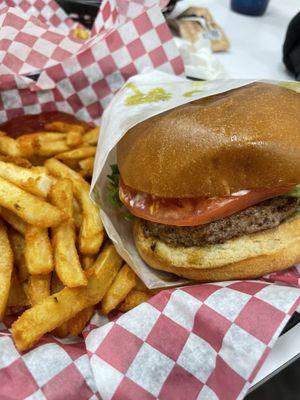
[{"left": 116, "top": 82, "right": 300, "bottom": 281}]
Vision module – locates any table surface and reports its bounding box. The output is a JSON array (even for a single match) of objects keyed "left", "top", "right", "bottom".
[{"left": 173, "top": 0, "right": 299, "bottom": 80}]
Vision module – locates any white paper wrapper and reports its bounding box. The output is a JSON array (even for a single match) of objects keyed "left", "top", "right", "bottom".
[{"left": 90, "top": 71, "right": 295, "bottom": 289}]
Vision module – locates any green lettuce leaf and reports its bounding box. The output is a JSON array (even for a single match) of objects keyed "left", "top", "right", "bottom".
[{"left": 285, "top": 185, "right": 300, "bottom": 198}]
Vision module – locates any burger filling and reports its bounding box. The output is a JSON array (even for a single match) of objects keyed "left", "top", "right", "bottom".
[
  {"left": 142, "top": 197, "right": 300, "bottom": 247},
  {"left": 108, "top": 165, "right": 300, "bottom": 248}
]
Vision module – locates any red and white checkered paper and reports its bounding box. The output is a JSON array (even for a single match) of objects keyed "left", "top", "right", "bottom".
[
  {"left": 0, "top": 2, "right": 299, "bottom": 400},
  {"left": 1, "top": 281, "right": 299, "bottom": 400},
  {"left": 0, "top": 0, "right": 184, "bottom": 122}
]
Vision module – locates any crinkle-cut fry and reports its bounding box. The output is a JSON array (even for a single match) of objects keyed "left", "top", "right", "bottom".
[
  {"left": 12, "top": 244, "right": 122, "bottom": 351},
  {"left": 25, "top": 274, "right": 51, "bottom": 306},
  {"left": 66, "top": 131, "right": 83, "bottom": 148},
  {"left": 25, "top": 225, "right": 54, "bottom": 275},
  {"left": 50, "top": 179, "right": 87, "bottom": 287},
  {"left": 8, "top": 269, "right": 28, "bottom": 307},
  {"left": 0, "top": 221, "right": 14, "bottom": 320},
  {"left": 118, "top": 290, "right": 152, "bottom": 313},
  {"left": 83, "top": 127, "right": 99, "bottom": 145},
  {"left": 55, "top": 146, "right": 96, "bottom": 161},
  {"left": 101, "top": 264, "right": 136, "bottom": 314},
  {"left": 0, "top": 207, "right": 26, "bottom": 235},
  {"left": 45, "top": 159, "right": 104, "bottom": 255},
  {"left": 0, "top": 160, "right": 53, "bottom": 197},
  {"left": 45, "top": 121, "right": 86, "bottom": 134},
  {"left": 0, "top": 176, "right": 67, "bottom": 228},
  {"left": 67, "top": 306, "right": 94, "bottom": 336},
  {"left": 0, "top": 136, "right": 22, "bottom": 157},
  {"left": 81, "top": 255, "right": 95, "bottom": 270},
  {"left": 7, "top": 228, "right": 28, "bottom": 282}
]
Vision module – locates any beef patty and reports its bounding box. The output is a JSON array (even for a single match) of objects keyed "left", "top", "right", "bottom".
[{"left": 142, "top": 197, "right": 300, "bottom": 247}]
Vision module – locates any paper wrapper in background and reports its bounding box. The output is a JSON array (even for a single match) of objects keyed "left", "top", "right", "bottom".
[
  {"left": 0, "top": 2, "right": 300, "bottom": 400},
  {"left": 91, "top": 70, "right": 300, "bottom": 289}
]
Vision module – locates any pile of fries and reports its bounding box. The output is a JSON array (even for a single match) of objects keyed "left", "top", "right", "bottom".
[{"left": 0, "top": 118, "right": 156, "bottom": 351}]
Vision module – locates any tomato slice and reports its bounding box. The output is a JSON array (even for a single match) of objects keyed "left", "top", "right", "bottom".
[{"left": 119, "top": 180, "right": 294, "bottom": 227}]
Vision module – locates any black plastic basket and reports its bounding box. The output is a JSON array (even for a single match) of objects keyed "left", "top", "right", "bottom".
[{"left": 57, "top": 0, "right": 180, "bottom": 29}]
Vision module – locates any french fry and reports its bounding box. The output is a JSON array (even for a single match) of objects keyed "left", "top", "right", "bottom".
[
  {"left": 0, "top": 155, "right": 32, "bottom": 168},
  {"left": 73, "top": 198, "right": 82, "bottom": 230},
  {"left": 18, "top": 132, "right": 67, "bottom": 143},
  {"left": 0, "top": 136, "right": 22, "bottom": 157},
  {"left": 12, "top": 244, "right": 122, "bottom": 350},
  {"left": 118, "top": 290, "right": 152, "bottom": 313},
  {"left": 36, "top": 141, "right": 71, "bottom": 157},
  {"left": 7, "top": 228, "right": 28, "bottom": 282},
  {"left": 79, "top": 157, "right": 94, "bottom": 172},
  {"left": 67, "top": 306, "right": 94, "bottom": 336},
  {"left": 8, "top": 270, "right": 28, "bottom": 308},
  {"left": 79, "top": 157, "right": 94, "bottom": 178},
  {"left": 0, "top": 207, "right": 26, "bottom": 235},
  {"left": 83, "top": 127, "right": 99, "bottom": 145},
  {"left": 101, "top": 264, "right": 136, "bottom": 314},
  {"left": 0, "top": 130, "right": 6, "bottom": 137},
  {"left": 55, "top": 146, "right": 96, "bottom": 161},
  {"left": 66, "top": 131, "right": 83, "bottom": 148},
  {"left": 0, "top": 161, "right": 53, "bottom": 197},
  {"left": 0, "top": 220, "right": 13, "bottom": 320},
  {"left": 51, "top": 271, "right": 64, "bottom": 294},
  {"left": 45, "top": 159, "right": 104, "bottom": 254},
  {"left": 0, "top": 176, "right": 66, "bottom": 228},
  {"left": 79, "top": 189, "right": 104, "bottom": 254},
  {"left": 24, "top": 225, "right": 54, "bottom": 274},
  {"left": 50, "top": 179, "right": 87, "bottom": 287},
  {"left": 45, "top": 121, "right": 86, "bottom": 134},
  {"left": 17, "top": 135, "right": 70, "bottom": 158},
  {"left": 81, "top": 255, "right": 95, "bottom": 270},
  {"left": 51, "top": 272, "right": 69, "bottom": 338},
  {"left": 26, "top": 274, "right": 51, "bottom": 306}
]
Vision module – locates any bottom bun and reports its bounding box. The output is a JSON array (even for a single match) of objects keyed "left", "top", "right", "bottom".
[{"left": 133, "top": 217, "right": 300, "bottom": 281}]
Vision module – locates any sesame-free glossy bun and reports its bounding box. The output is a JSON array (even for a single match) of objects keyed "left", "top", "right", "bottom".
[
  {"left": 133, "top": 217, "right": 300, "bottom": 281},
  {"left": 117, "top": 83, "right": 300, "bottom": 198}
]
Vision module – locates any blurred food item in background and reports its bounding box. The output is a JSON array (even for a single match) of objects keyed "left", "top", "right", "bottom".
[
  {"left": 167, "top": 7, "right": 228, "bottom": 80},
  {"left": 168, "top": 7, "right": 230, "bottom": 52},
  {"left": 283, "top": 12, "right": 300, "bottom": 82}
]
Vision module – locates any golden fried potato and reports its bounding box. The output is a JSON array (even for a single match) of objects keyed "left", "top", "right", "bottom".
[
  {"left": 0, "top": 221, "right": 14, "bottom": 320},
  {"left": 101, "top": 264, "right": 136, "bottom": 314},
  {"left": 0, "top": 176, "right": 67, "bottom": 228},
  {"left": 45, "top": 159, "right": 104, "bottom": 255},
  {"left": 24, "top": 225, "right": 54, "bottom": 275},
  {"left": 12, "top": 244, "right": 122, "bottom": 350},
  {"left": 50, "top": 179, "right": 87, "bottom": 287}
]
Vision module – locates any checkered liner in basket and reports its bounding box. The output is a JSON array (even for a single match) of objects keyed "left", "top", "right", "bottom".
[{"left": 0, "top": 2, "right": 299, "bottom": 400}]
